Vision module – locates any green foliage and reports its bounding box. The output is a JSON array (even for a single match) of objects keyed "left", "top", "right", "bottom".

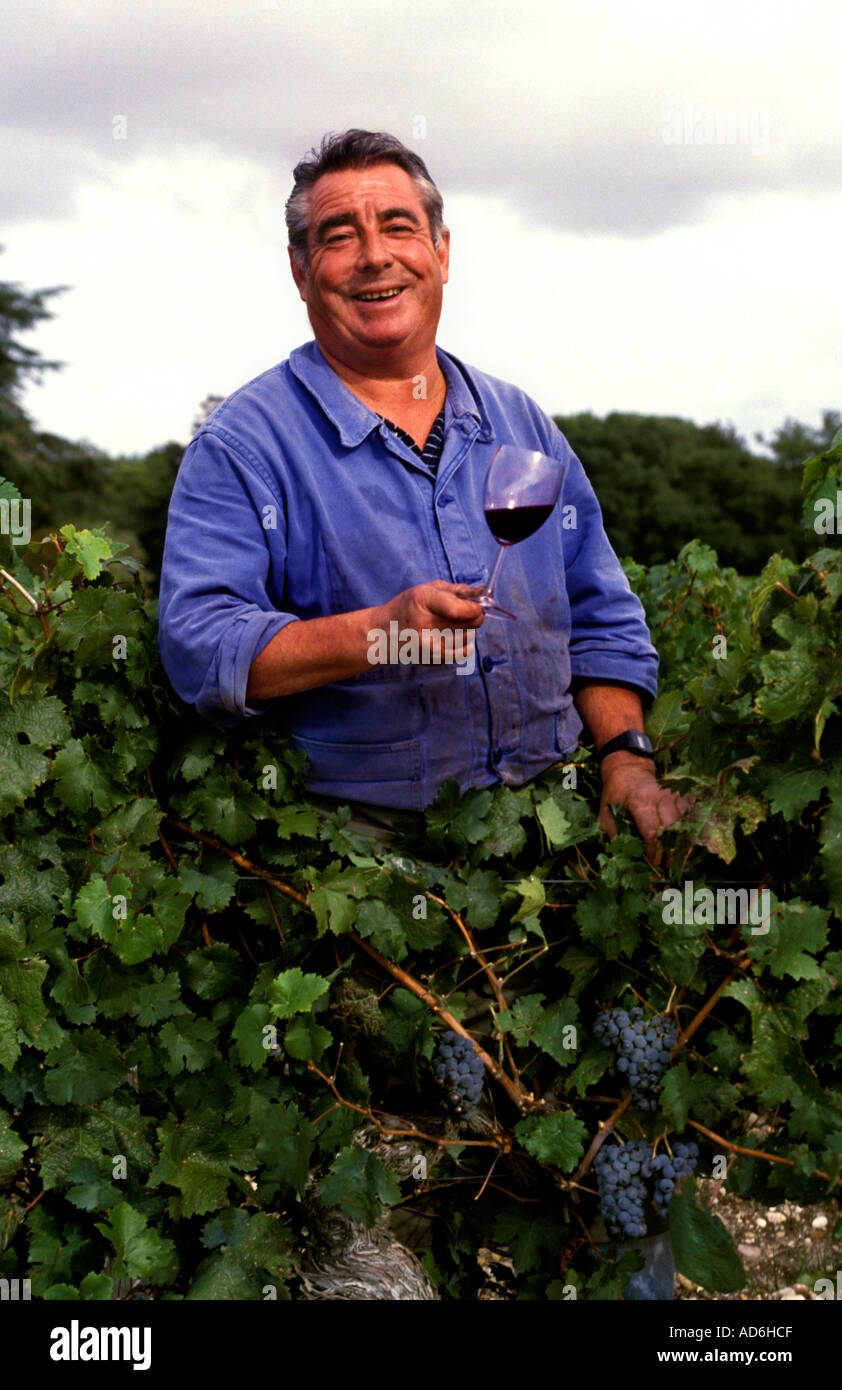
[
  {"left": 556, "top": 410, "right": 811, "bottom": 572},
  {"left": 0, "top": 431, "right": 841, "bottom": 1301},
  {"left": 669, "top": 1181, "right": 745, "bottom": 1292}
]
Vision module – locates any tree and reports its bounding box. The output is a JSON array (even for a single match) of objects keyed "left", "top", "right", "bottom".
[
  {"left": 108, "top": 442, "right": 184, "bottom": 586},
  {"left": 759, "top": 411, "right": 842, "bottom": 468},
  {"left": 555, "top": 411, "right": 807, "bottom": 573},
  {"left": 0, "top": 256, "right": 112, "bottom": 536},
  {"left": 0, "top": 254, "right": 66, "bottom": 404},
  {"left": 191, "top": 395, "right": 225, "bottom": 437},
  {"left": 0, "top": 256, "right": 171, "bottom": 580}
]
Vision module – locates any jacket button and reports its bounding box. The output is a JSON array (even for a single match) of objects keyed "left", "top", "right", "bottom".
[{"left": 482, "top": 656, "right": 495, "bottom": 672}]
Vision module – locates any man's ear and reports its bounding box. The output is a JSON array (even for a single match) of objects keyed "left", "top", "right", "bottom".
[
  {"left": 288, "top": 245, "right": 308, "bottom": 302},
  {"left": 437, "top": 226, "right": 451, "bottom": 286}
]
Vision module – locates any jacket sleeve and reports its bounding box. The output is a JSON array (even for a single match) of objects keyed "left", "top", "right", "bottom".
[
  {"left": 156, "top": 429, "right": 299, "bottom": 726},
  {"left": 556, "top": 434, "right": 659, "bottom": 700}
]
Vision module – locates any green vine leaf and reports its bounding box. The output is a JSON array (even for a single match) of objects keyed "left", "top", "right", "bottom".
[
  {"left": 318, "top": 1146, "right": 401, "bottom": 1227},
  {"left": 94, "top": 1201, "right": 178, "bottom": 1282},
  {"left": 515, "top": 1112, "right": 588, "bottom": 1171},
  {"left": 268, "top": 968, "right": 329, "bottom": 1019},
  {"left": 669, "top": 1180, "right": 745, "bottom": 1292}
]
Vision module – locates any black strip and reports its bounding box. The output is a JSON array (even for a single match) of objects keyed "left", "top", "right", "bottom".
[{"left": 380, "top": 407, "right": 446, "bottom": 472}]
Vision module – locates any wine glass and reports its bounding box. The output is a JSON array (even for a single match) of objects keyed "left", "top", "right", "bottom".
[{"left": 476, "top": 446, "right": 565, "bottom": 620}]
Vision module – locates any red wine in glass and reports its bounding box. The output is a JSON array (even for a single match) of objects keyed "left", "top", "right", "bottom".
[
  {"left": 484, "top": 504, "right": 555, "bottom": 546},
  {"left": 477, "top": 447, "right": 565, "bottom": 620}
]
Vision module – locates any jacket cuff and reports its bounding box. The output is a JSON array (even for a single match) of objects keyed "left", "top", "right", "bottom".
[
  {"left": 569, "top": 654, "right": 658, "bottom": 704},
  {"left": 198, "top": 612, "right": 301, "bottom": 723}
]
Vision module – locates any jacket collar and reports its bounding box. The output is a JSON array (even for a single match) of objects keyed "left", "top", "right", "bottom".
[{"left": 287, "top": 339, "right": 494, "bottom": 448}]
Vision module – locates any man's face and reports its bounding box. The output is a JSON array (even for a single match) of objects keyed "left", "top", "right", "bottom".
[{"left": 289, "top": 162, "right": 450, "bottom": 371}]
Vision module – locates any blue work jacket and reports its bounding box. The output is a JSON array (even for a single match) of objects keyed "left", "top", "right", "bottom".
[{"left": 157, "top": 341, "right": 658, "bottom": 809}]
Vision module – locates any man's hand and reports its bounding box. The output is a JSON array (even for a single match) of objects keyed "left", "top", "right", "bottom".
[
  {"left": 247, "top": 581, "right": 483, "bottom": 701},
  {"left": 570, "top": 681, "right": 691, "bottom": 864},
  {"left": 598, "top": 751, "right": 691, "bottom": 866},
  {"left": 374, "top": 580, "right": 484, "bottom": 655}
]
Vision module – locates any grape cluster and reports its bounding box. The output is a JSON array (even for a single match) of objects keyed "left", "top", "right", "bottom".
[
  {"left": 644, "top": 1142, "right": 699, "bottom": 1218},
  {"left": 594, "top": 1006, "right": 677, "bottom": 1110},
  {"left": 432, "top": 1030, "right": 484, "bottom": 1118},
  {"left": 595, "top": 1139, "right": 701, "bottom": 1237},
  {"left": 593, "top": 1141, "right": 650, "bottom": 1239}
]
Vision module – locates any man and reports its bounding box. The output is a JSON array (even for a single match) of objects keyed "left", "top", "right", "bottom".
[{"left": 158, "top": 130, "right": 685, "bottom": 860}]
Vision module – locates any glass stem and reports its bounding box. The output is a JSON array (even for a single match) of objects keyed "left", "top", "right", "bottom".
[{"left": 483, "top": 544, "right": 506, "bottom": 601}]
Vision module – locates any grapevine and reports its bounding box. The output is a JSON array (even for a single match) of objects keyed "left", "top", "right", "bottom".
[{"left": 0, "top": 430, "right": 840, "bottom": 1301}]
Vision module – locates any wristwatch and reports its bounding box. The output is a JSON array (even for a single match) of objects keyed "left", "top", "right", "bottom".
[{"left": 594, "top": 729, "right": 655, "bottom": 764}]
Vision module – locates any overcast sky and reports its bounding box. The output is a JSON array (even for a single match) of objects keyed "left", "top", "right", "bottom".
[{"left": 3, "top": 0, "right": 840, "bottom": 457}]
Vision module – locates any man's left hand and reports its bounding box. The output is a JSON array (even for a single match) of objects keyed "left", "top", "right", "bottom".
[{"left": 598, "top": 752, "right": 690, "bottom": 866}]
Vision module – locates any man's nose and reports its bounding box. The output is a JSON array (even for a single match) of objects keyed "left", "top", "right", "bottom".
[{"left": 356, "top": 226, "right": 393, "bottom": 269}]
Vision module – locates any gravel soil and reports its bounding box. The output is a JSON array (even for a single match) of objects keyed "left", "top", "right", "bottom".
[
  {"left": 675, "top": 1180, "right": 842, "bottom": 1301},
  {"left": 477, "top": 1181, "right": 842, "bottom": 1300}
]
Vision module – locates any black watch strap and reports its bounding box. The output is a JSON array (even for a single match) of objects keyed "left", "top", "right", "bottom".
[{"left": 594, "top": 729, "right": 654, "bottom": 764}]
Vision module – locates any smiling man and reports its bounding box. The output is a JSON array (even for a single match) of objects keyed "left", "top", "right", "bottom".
[{"left": 157, "top": 130, "right": 686, "bottom": 859}]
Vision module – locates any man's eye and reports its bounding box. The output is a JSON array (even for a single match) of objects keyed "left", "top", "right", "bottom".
[
  {"left": 325, "top": 231, "right": 353, "bottom": 244},
  {"left": 386, "top": 223, "right": 413, "bottom": 234}
]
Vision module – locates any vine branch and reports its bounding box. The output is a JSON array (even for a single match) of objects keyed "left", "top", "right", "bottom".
[
  {"left": 306, "top": 1058, "right": 506, "bottom": 1153},
  {"left": 572, "top": 1094, "right": 633, "bottom": 1185},
  {"left": 687, "top": 1119, "right": 842, "bottom": 1189},
  {"left": 426, "top": 891, "right": 508, "bottom": 1015},
  {"left": 425, "top": 889, "right": 521, "bottom": 1083},
  {"left": 657, "top": 572, "right": 696, "bottom": 631},
  {"left": 0, "top": 567, "right": 50, "bottom": 638},
  {"left": 348, "top": 931, "right": 530, "bottom": 1111},
  {"left": 165, "top": 817, "right": 310, "bottom": 907},
  {"left": 673, "top": 960, "right": 747, "bottom": 1053},
  {"left": 164, "top": 815, "right": 532, "bottom": 1110}
]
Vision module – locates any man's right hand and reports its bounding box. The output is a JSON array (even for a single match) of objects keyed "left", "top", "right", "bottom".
[
  {"left": 373, "top": 580, "right": 484, "bottom": 641},
  {"left": 246, "top": 581, "right": 484, "bottom": 702}
]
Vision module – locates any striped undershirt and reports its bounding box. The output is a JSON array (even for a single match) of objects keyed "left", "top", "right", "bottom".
[{"left": 379, "top": 406, "right": 446, "bottom": 473}]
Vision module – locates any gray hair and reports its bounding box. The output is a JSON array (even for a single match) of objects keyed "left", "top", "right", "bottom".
[{"left": 286, "top": 130, "right": 445, "bottom": 268}]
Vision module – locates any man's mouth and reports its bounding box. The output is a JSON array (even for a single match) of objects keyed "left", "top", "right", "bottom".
[{"left": 353, "top": 287, "right": 405, "bottom": 302}]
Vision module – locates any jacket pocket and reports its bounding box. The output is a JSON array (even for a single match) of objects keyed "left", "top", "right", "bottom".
[
  {"left": 290, "top": 733, "right": 425, "bottom": 811},
  {"left": 555, "top": 708, "right": 582, "bottom": 760}
]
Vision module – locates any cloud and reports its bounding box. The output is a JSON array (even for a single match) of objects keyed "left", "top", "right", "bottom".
[
  {"left": 3, "top": 0, "right": 841, "bottom": 233},
  {"left": 4, "top": 0, "right": 840, "bottom": 457},
  {"left": 1, "top": 127, "right": 108, "bottom": 223}
]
